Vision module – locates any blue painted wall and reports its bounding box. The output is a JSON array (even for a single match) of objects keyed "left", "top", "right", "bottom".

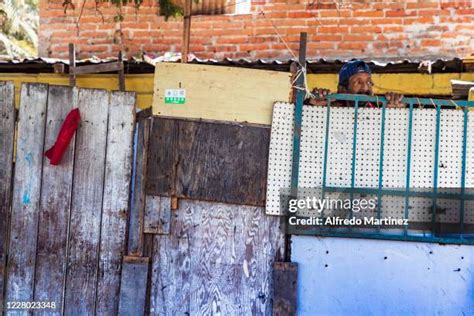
[{"left": 292, "top": 236, "right": 474, "bottom": 315}]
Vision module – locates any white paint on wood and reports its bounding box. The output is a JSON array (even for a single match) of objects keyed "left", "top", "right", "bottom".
[
  {"left": 150, "top": 199, "right": 285, "bottom": 315},
  {"left": 0, "top": 81, "right": 15, "bottom": 311},
  {"left": 64, "top": 88, "right": 109, "bottom": 315},
  {"left": 144, "top": 195, "right": 171, "bottom": 235},
  {"left": 96, "top": 91, "right": 136, "bottom": 315},
  {"left": 6, "top": 83, "right": 48, "bottom": 303},
  {"left": 34, "top": 85, "right": 78, "bottom": 316}
]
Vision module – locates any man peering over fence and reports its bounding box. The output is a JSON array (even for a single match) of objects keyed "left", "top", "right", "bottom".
[{"left": 306, "top": 59, "right": 405, "bottom": 108}]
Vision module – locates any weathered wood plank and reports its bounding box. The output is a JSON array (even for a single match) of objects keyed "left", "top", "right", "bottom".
[
  {"left": 96, "top": 91, "right": 136, "bottom": 315},
  {"left": 150, "top": 224, "right": 192, "bottom": 315},
  {"left": 118, "top": 256, "right": 150, "bottom": 316},
  {"left": 239, "top": 206, "right": 286, "bottom": 315},
  {"left": 149, "top": 200, "right": 285, "bottom": 316},
  {"left": 177, "top": 120, "right": 270, "bottom": 206},
  {"left": 144, "top": 195, "right": 171, "bottom": 235},
  {"left": 143, "top": 234, "right": 154, "bottom": 315},
  {"left": 34, "top": 85, "right": 78, "bottom": 315},
  {"left": 146, "top": 118, "right": 270, "bottom": 207},
  {"left": 145, "top": 118, "right": 178, "bottom": 196},
  {"left": 6, "top": 83, "right": 48, "bottom": 303},
  {"left": 272, "top": 262, "right": 298, "bottom": 316},
  {"left": 71, "top": 62, "right": 122, "bottom": 75},
  {"left": 127, "top": 118, "right": 150, "bottom": 256},
  {"left": 189, "top": 201, "right": 242, "bottom": 316},
  {"left": 0, "top": 81, "right": 15, "bottom": 311},
  {"left": 64, "top": 88, "right": 109, "bottom": 315}
]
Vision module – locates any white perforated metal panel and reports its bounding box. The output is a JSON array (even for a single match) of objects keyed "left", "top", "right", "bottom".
[{"left": 266, "top": 103, "right": 474, "bottom": 225}]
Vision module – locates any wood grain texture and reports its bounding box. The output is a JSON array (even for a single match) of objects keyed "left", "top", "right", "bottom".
[
  {"left": 145, "top": 118, "right": 178, "bottom": 196},
  {"left": 118, "top": 257, "right": 149, "bottom": 316},
  {"left": 144, "top": 195, "right": 171, "bottom": 235},
  {"left": 96, "top": 91, "right": 136, "bottom": 315},
  {"left": 34, "top": 85, "right": 77, "bottom": 315},
  {"left": 177, "top": 120, "right": 270, "bottom": 206},
  {"left": 6, "top": 83, "right": 48, "bottom": 303},
  {"left": 127, "top": 118, "right": 150, "bottom": 256},
  {"left": 272, "top": 262, "right": 298, "bottom": 316},
  {"left": 64, "top": 88, "right": 109, "bottom": 315},
  {"left": 0, "top": 81, "right": 15, "bottom": 311},
  {"left": 146, "top": 118, "right": 270, "bottom": 207},
  {"left": 149, "top": 199, "right": 285, "bottom": 315},
  {"left": 152, "top": 63, "right": 291, "bottom": 125}
]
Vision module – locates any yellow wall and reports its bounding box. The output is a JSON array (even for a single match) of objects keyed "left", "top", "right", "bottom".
[
  {"left": 0, "top": 73, "right": 154, "bottom": 109},
  {"left": 306, "top": 73, "right": 474, "bottom": 95},
  {"left": 2, "top": 71, "right": 474, "bottom": 119}
]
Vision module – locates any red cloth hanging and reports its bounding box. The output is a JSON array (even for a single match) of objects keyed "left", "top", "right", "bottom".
[{"left": 45, "top": 108, "right": 81, "bottom": 165}]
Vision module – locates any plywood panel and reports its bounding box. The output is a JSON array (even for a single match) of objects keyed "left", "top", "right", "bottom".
[
  {"left": 34, "top": 85, "right": 77, "bottom": 314},
  {"left": 149, "top": 199, "right": 285, "bottom": 315},
  {"left": 146, "top": 118, "right": 270, "bottom": 206},
  {"left": 0, "top": 81, "right": 15, "bottom": 311},
  {"left": 176, "top": 120, "right": 270, "bottom": 206},
  {"left": 152, "top": 63, "right": 292, "bottom": 125},
  {"left": 146, "top": 118, "right": 178, "bottom": 196},
  {"left": 97, "top": 91, "right": 136, "bottom": 315},
  {"left": 6, "top": 83, "right": 48, "bottom": 303},
  {"left": 64, "top": 88, "right": 109, "bottom": 314}
]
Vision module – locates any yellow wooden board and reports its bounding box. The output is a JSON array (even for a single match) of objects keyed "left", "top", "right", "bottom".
[
  {"left": 0, "top": 73, "right": 154, "bottom": 109},
  {"left": 152, "top": 63, "right": 292, "bottom": 125}
]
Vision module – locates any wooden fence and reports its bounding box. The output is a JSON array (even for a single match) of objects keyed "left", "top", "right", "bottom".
[{"left": 0, "top": 81, "right": 290, "bottom": 315}]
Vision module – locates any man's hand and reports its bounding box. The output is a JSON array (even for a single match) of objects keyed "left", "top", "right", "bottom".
[
  {"left": 385, "top": 92, "right": 404, "bottom": 108},
  {"left": 307, "top": 88, "right": 331, "bottom": 106}
]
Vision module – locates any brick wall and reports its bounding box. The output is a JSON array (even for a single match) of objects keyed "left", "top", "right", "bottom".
[{"left": 39, "top": 0, "right": 474, "bottom": 60}]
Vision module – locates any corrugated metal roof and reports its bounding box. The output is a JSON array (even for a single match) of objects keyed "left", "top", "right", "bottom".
[{"left": 0, "top": 54, "right": 470, "bottom": 74}]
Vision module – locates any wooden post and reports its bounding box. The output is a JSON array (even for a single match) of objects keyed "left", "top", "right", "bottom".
[
  {"left": 273, "top": 262, "right": 298, "bottom": 316},
  {"left": 69, "top": 43, "right": 76, "bottom": 86},
  {"left": 181, "top": 0, "right": 192, "bottom": 63},
  {"left": 118, "top": 51, "right": 126, "bottom": 91}
]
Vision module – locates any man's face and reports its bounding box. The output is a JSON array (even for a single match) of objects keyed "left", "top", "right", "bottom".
[{"left": 347, "top": 72, "right": 373, "bottom": 95}]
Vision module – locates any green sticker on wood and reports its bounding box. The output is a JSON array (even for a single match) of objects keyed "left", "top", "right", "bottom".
[{"left": 164, "top": 89, "right": 186, "bottom": 104}]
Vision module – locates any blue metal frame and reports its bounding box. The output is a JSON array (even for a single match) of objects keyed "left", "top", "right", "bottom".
[{"left": 290, "top": 93, "right": 474, "bottom": 245}]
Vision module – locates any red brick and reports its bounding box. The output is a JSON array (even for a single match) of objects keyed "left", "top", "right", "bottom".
[
  {"left": 217, "top": 37, "right": 249, "bottom": 44},
  {"left": 317, "top": 26, "right": 350, "bottom": 33},
  {"left": 307, "top": 42, "right": 336, "bottom": 49},
  {"left": 310, "top": 34, "right": 343, "bottom": 41},
  {"left": 418, "top": 9, "right": 450, "bottom": 16},
  {"left": 319, "top": 10, "right": 351, "bottom": 18},
  {"left": 407, "top": 2, "right": 440, "bottom": 9},
  {"left": 421, "top": 39, "right": 442, "bottom": 46},
  {"left": 287, "top": 11, "right": 315, "bottom": 18},
  {"left": 351, "top": 26, "right": 382, "bottom": 33},
  {"left": 353, "top": 10, "right": 384, "bottom": 18},
  {"left": 386, "top": 10, "right": 417, "bottom": 17},
  {"left": 343, "top": 35, "right": 374, "bottom": 42},
  {"left": 338, "top": 42, "right": 368, "bottom": 50},
  {"left": 371, "top": 18, "right": 404, "bottom": 25}
]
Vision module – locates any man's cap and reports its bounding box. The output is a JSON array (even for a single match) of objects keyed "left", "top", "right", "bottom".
[{"left": 338, "top": 60, "right": 372, "bottom": 88}]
